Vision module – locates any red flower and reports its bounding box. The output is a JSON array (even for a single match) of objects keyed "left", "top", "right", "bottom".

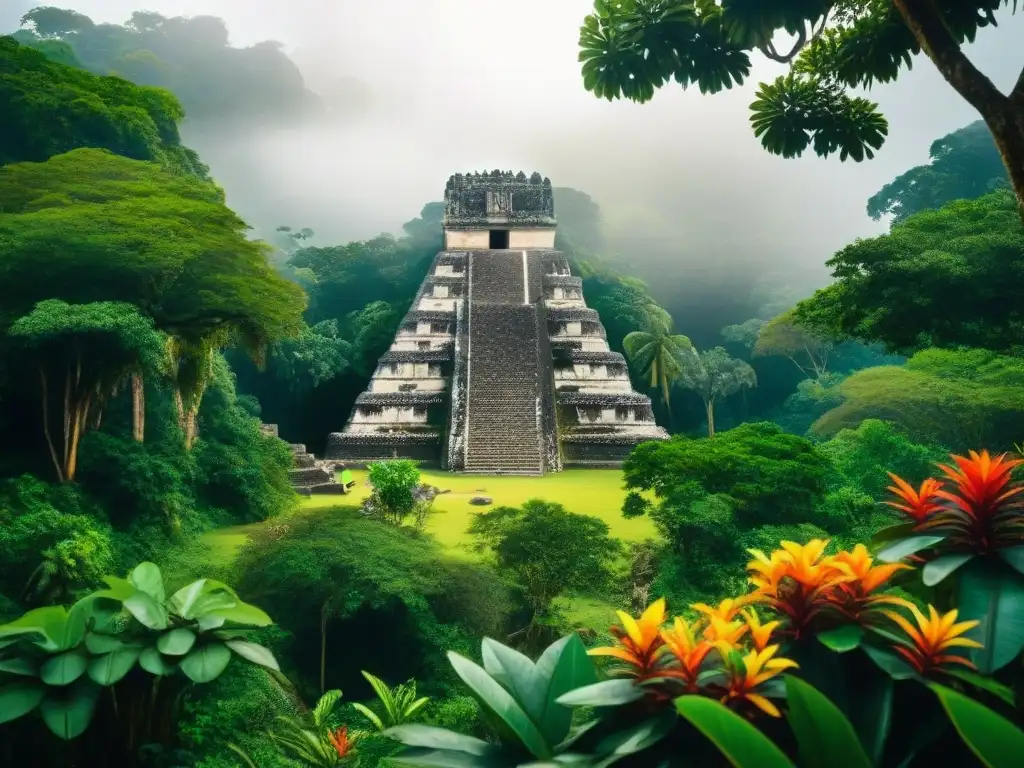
[{"left": 329, "top": 727, "right": 354, "bottom": 759}]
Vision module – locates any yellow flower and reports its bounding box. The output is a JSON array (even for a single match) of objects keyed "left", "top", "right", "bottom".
[
  {"left": 721, "top": 644, "right": 799, "bottom": 717},
  {"left": 746, "top": 540, "right": 848, "bottom": 634},
  {"left": 741, "top": 609, "right": 779, "bottom": 652},
  {"left": 882, "top": 604, "right": 982, "bottom": 673},
  {"left": 826, "top": 544, "right": 914, "bottom": 621},
  {"left": 659, "top": 617, "right": 714, "bottom": 691},
  {"left": 692, "top": 596, "right": 750, "bottom": 624},
  {"left": 589, "top": 598, "right": 667, "bottom": 677}
]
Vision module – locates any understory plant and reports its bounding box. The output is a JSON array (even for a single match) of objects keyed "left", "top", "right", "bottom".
[
  {"left": 384, "top": 525, "right": 1024, "bottom": 765},
  {"left": 0, "top": 562, "right": 279, "bottom": 766},
  {"left": 266, "top": 688, "right": 357, "bottom": 766}
]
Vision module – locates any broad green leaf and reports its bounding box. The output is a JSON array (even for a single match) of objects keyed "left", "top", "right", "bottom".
[
  {"left": 0, "top": 605, "right": 83, "bottom": 652},
  {"left": 923, "top": 553, "right": 974, "bottom": 586},
  {"left": 170, "top": 578, "right": 238, "bottom": 620},
  {"left": 85, "top": 634, "right": 127, "bottom": 654},
  {"left": 944, "top": 668, "right": 1015, "bottom": 706},
  {"left": 846, "top": 658, "right": 893, "bottom": 766},
  {"left": 932, "top": 682, "right": 1024, "bottom": 768},
  {"left": 861, "top": 644, "right": 918, "bottom": 680},
  {"left": 556, "top": 679, "right": 644, "bottom": 707},
  {"left": 0, "top": 680, "right": 45, "bottom": 723},
  {"left": 40, "top": 679, "right": 101, "bottom": 739},
  {"left": 40, "top": 650, "right": 88, "bottom": 686},
  {"left": 139, "top": 646, "right": 177, "bottom": 676},
  {"left": 388, "top": 748, "right": 495, "bottom": 767},
  {"left": 225, "top": 640, "right": 280, "bottom": 671},
  {"left": 96, "top": 575, "right": 136, "bottom": 601},
  {"left": 200, "top": 600, "right": 272, "bottom": 628},
  {"left": 998, "top": 546, "right": 1024, "bottom": 577},
  {"left": 448, "top": 651, "right": 552, "bottom": 759},
  {"left": 675, "top": 695, "right": 794, "bottom": 768},
  {"left": 0, "top": 657, "right": 37, "bottom": 676},
  {"left": 817, "top": 625, "right": 864, "bottom": 653},
  {"left": 384, "top": 724, "right": 496, "bottom": 755},
  {"left": 129, "top": 562, "right": 165, "bottom": 602},
  {"left": 785, "top": 676, "right": 872, "bottom": 768},
  {"left": 538, "top": 634, "right": 597, "bottom": 745},
  {"left": 87, "top": 647, "right": 141, "bottom": 685},
  {"left": 957, "top": 560, "right": 1024, "bottom": 673},
  {"left": 481, "top": 637, "right": 542, "bottom": 721},
  {"left": 180, "top": 642, "right": 233, "bottom": 683},
  {"left": 157, "top": 628, "right": 196, "bottom": 656},
  {"left": 123, "top": 592, "right": 168, "bottom": 630},
  {"left": 876, "top": 536, "right": 945, "bottom": 563},
  {"left": 593, "top": 711, "right": 675, "bottom": 765},
  {"left": 871, "top": 523, "right": 917, "bottom": 544}
]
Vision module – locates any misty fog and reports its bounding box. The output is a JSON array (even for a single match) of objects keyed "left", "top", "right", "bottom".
[{"left": 5, "top": 1, "right": 1023, "bottom": 303}]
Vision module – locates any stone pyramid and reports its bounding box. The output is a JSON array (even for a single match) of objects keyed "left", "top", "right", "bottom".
[{"left": 325, "top": 170, "right": 668, "bottom": 474}]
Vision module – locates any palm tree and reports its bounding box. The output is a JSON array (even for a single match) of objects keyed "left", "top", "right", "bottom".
[{"left": 622, "top": 306, "right": 693, "bottom": 409}]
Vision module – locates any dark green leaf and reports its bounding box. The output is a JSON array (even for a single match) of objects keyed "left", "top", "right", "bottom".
[
  {"left": 998, "top": 546, "right": 1024, "bottom": 577},
  {"left": 87, "top": 647, "right": 141, "bottom": 685},
  {"left": 785, "top": 676, "right": 872, "bottom": 768},
  {"left": 84, "top": 633, "right": 127, "bottom": 654},
  {"left": 123, "top": 592, "right": 168, "bottom": 630},
  {"left": 872, "top": 523, "right": 917, "bottom": 544},
  {"left": 129, "top": 562, "right": 165, "bottom": 602},
  {"left": 139, "top": 646, "right": 176, "bottom": 676},
  {"left": 957, "top": 560, "right": 1024, "bottom": 673},
  {"left": 40, "top": 650, "right": 88, "bottom": 686},
  {"left": 0, "top": 657, "right": 37, "bottom": 676},
  {"left": 675, "top": 695, "right": 793, "bottom": 767},
  {"left": 593, "top": 711, "right": 675, "bottom": 763},
  {"left": 932, "top": 682, "right": 1024, "bottom": 768},
  {"left": 40, "top": 679, "right": 101, "bottom": 739},
  {"left": 556, "top": 679, "right": 644, "bottom": 707},
  {"left": 923, "top": 553, "right": 974, "bottom": 586},
  {"left": 448, "top": 651, "right": 551, "bottom": 759},
  {"left": 156, "top": 628, "right": 196, "bottom": 656},
  {"left": 385, "top": 724, "right": 494, "bottom": 755},
  {"left": 225, "top": 640, "right": 279, "bottom": 671},
  {"left": 876, "top": 535, "right": 945, "bottom": 563},
  {"left": 537, "top": 634, "right": 597, "bottom": 746},
  {"left": 0, "top": 680, "right": 45, "bottom": 723},
  {"left": 861, "top": 644, "right": 918, "bottom": 681},
  {"left": 180, "top": 642, "right": 232, "bottom": 683},
  {"left": 388, "top": 747, "right": 498, "bottom": 767},
  {"left": 481, "top": 638, "right": 542, "bottom": 721},
  {"left": 943, "top": 668, "right": 1015, "bottom": 707},
  {"left": 817, "top": 625, "right": 864, "bottom": 653}
]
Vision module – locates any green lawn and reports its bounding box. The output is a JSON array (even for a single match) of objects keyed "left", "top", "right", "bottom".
[{"left": 204, "top": 468, "right": 658, "bottom": 561}]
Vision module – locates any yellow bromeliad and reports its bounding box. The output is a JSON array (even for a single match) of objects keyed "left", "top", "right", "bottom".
[
  {"left": 659, "top": 617, "right": 714, "bottom": 691},
  {"left": 589, "top": 598, "right": 668, "bottom": 677},
  {"left": 719, "top": 644, "right": 799, "bottom": 717},
  {"left": 882, "top": 604, "right": 982, "bottom": 673},
  {"left": 747, "top": 539, "right": 847, "bottom": 634},
  {"left": 827, "top": 544, "right": 914, "bottom": 621},
  {"left": 741, "top": 609, "right": 779, "bottom": 652}
]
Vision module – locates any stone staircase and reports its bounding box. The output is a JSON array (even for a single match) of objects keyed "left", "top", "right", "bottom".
[{"left": 464, "top": 252, "right": 543, "bottom": 474}]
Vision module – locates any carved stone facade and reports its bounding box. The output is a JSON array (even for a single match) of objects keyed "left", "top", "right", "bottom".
[{"left": 325, "top": 172, "right": 667, "bottom": 473}]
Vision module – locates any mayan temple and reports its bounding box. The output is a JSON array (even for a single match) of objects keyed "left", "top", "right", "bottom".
[{"left": 325, "top": 170, "right": 668, "bottom": 474}]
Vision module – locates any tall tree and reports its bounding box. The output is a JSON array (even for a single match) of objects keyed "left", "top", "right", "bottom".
[
  {"left": 676, "top": 346, "right": 757, "bottom": 437},
  {"left": 0, "top": 149, "right": 306, "bottom": 447},
  {"left": 867, "top": 120, "right": 1009, "bottom": 222},
  {"left": 795, "top": 190, "right": 1024, "bottom": 355},
  {"left": 753, "top": 309, "right": 833, "bottom": 378},
  {"left": 622, "top": 306, "right": 693, "bottom": 409},
  {"left": 576, "top": 1, "right": 1024, "bottom": 220},
  {"left": 7, "top": 300, "right": 164, "bottom": 482}
]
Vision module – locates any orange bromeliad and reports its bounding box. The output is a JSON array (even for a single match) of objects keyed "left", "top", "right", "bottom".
[
  {"left": 328, "top": 727, "right": 355, "bottom": 760},
  {"left": 589, "top": 598, "right": 668, "bottom": 677},
  {"left": 747, "top": 539, "right": 847, "bottom": 635},
  {"left": 741, "top": 609, "right": 779, "bottom": 651},
  {"left": 886, "top": 475, "right": 944, "bottom": 523},
  {"left": 659, "top": 617, "right": 714, "bottom": 691},
  {"left": 827, "top": 544, "right": 914, "bottom": 621},
  {"left": 882, "top": 605, "right": 982, "bottom": 674},
  {"left": 719, "top": 644, "right": 799, "bottom": 717}
]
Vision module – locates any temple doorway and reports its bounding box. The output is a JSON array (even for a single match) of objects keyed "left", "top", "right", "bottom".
[{"left": 489, "top": 229, "right": 509, "bottom": 249}]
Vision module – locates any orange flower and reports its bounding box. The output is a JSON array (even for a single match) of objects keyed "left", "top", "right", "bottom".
[
  {"left": 659, "top": 617, "right": 714, "bottom": 691},
  {"left": 882, "top": 604, "right": 982, "bottom": 674},
  {"left": 693, "top": 596, "right": 749, "bottom": 624},
  {"left": 747, "top": 540, "right": 847, "bottom": 634},
  {"left": 826, "top": 544, "right": 913, "bottom": 621},
  {"left": 741, "top": 609, "right": 779, "bottom": 652},
  {"left": 931, "top": 451, "right": 1024, "bottom": 548},
  {"left": 329, "top": 727, "right": 355, "bottom": 759},
  {"left": 694, "top": 597, "right": 751, "bottom": 645},
  {"left": 590, "top": 598, "right": 667, "bottom": 677},
  {"left": 720, "top": 644, "right": 799, "bottom": 717},
  {"left": 886, "top": 475, "right": 944, "bottom": 523}
]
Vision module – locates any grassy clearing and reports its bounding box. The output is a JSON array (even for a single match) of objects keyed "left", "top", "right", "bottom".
[{"left": 204, "top": 468, "right": 657, "bottom": 561}]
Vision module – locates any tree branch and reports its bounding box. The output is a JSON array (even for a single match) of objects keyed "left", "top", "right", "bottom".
[
  {"left": 1010, "top": 62, "right": 1024, "bottom": 106},
  {"left": 757, "top": 10, "right": 831, "bottom": 64},
  {"left": 891, "top": 0, "right": 1008, "bottom": 117}
]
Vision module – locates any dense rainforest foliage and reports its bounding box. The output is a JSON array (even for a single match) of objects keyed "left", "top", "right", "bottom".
[{"left": 3, "top": 5, "right": 1024, "bottom": 767}]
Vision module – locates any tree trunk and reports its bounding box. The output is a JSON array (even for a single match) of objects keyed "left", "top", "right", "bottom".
[
  {"left": 39, "top": 367, "right": 64, "bottom": 483},
  {"left": 131, "top": 373, "right": 145, "bottom": 442},
  {"left": 705, "top": 399, "right": 716, "bottom": 438},
  {"left": 892, "top": 0, "right": 1024, "bottom": 220}
]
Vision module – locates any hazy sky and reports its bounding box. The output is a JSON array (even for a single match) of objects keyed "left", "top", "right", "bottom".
[{"left": 5, "top": 1, "right": 1023, "bottom": 292}]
